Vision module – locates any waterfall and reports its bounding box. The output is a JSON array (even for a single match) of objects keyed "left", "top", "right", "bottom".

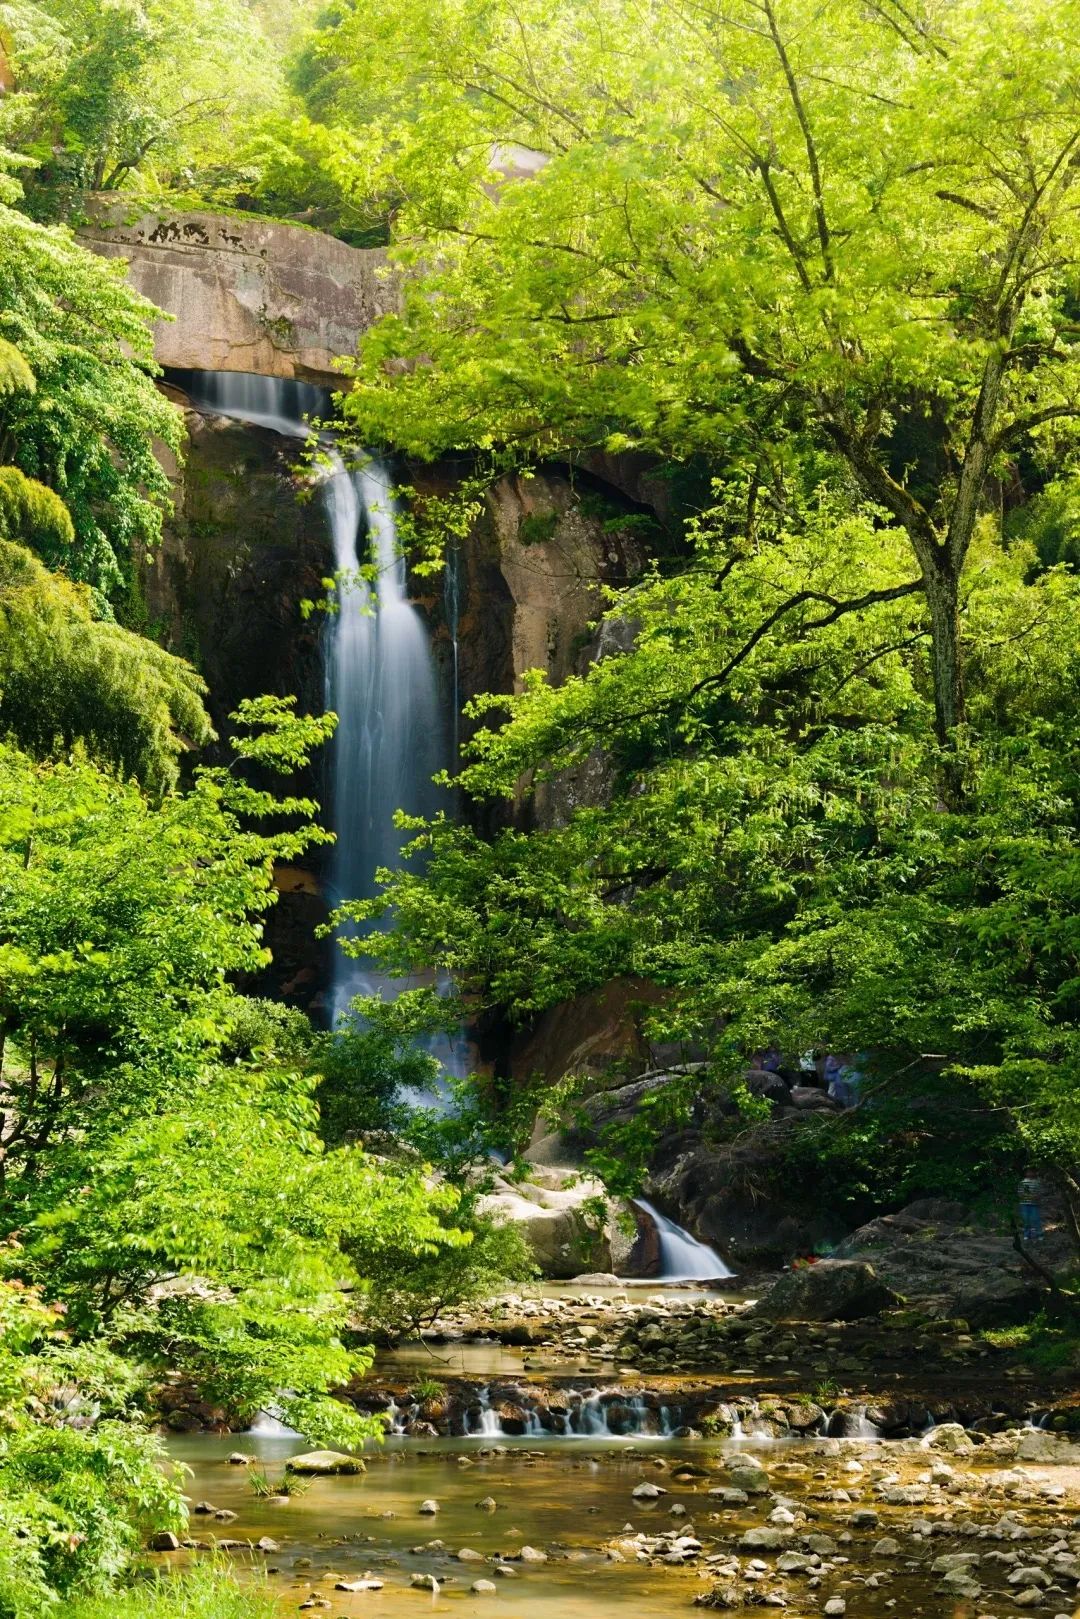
[
  {"left": 322, "top": 455, "right": 442, "bottom": 1026},
  {"left": 246, "top": 1407, "right": 302, "bottom": 1438},
  {"left": 175, "top": 370, "right": 464, "bottom": 1096},
  {"left": 174, "top": 369, "right": 327, "bottom": 437},
  {"left": 633, "top": 1199, "right": 733, "bottom": 1282}
]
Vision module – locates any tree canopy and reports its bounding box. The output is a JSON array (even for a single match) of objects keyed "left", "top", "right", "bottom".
[{"left": 318, "top": 0, "right": 1080, "bottom": 1240}]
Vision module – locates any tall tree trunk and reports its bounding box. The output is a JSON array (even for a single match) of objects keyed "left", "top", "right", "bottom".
[{"left": 923, "top": 560, "right": 965, "bottom": 747}]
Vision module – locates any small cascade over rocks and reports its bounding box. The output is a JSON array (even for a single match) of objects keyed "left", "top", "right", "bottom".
[
  {"left": 633, "top": 1199, "right": 733, "bottom": 1282},
  {"left": 378, "top": 1381, "right": 687, "bottom": 1440}
]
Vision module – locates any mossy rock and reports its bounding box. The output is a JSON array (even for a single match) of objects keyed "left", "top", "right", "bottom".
[{"left": 285, "top": 1450, "right": 366, "bottom": 1475}]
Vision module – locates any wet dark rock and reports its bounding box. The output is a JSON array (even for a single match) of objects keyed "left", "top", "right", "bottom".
[{"left": 751, "top": 1260, "right": 901, "bottom": 1323}]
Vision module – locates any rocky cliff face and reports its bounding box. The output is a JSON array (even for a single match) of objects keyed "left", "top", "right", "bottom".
[
  {"left": 143, "top": 383, "right": 650, "bottom": 1016},
  {"left": 80, "top": 203, "right": 394, "bottom": 384}
]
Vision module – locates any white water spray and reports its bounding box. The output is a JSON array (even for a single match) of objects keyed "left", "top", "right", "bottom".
[{"left": 633, "top": 1198, "right": 733, "bottom": 1282}]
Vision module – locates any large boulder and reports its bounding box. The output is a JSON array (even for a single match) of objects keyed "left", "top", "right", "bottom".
[
  {"left": 80, "top": 202, "right": 393, "bottom": 383},
  {"left": 478, "top": 1165, "right": 639, "bottom": 1279},
  {"left": 751, "top": 1260, "right": 901, "bottom": 1322},
  {"left": 285, "top": 1450, "right": 365, "bottom": 1475},
  {"left": 836, "top": 1200, "right": 1062, "bottom": 1325}
]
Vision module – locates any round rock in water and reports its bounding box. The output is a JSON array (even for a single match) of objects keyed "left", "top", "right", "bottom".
[
  {"left": 411, "top": 1573, "right": 440, "bottom": 1591},
  {"left": 419, "top": 1499, "right": 440, "bottom": 1515},
  {"left": 472, "top": 1580, "right": 498, "bottom": 1594},
  {"left": 285, "top": 1450, "right": 365, "bottom": 1476}
]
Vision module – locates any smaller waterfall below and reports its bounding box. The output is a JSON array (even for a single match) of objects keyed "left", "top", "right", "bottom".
[
  {"left": 633, "top": 1198, "right": 733, "bottom": 1282},
  {"left": 246, "top": 1408, "right": 302, "bottom": 1438},
  {"left": 386, "top": 1385, "right": 682, "bottom": 1440}
]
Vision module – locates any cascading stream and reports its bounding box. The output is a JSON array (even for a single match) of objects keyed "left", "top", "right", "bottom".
[{"left": 322, "top": 455, "right": 442, "bottom": 1026}]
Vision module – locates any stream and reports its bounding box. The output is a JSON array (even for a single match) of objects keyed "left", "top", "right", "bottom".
[{"left": 167, "top": 1414, "right": 1080, "bottom": 1618}]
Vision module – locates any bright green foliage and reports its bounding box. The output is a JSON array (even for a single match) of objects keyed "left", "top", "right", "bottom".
[
  {"left": 0, "top": 534, "right": 211, "bottom": 792},
  {"left": 356, "top": 1197, "right": 536, "bottom": 1342},
  {"left": 0, "top": 716, "right": 313, "bottom": 1193},
  {"left": 0, "top": 338, "right": 35, "bottom": 399},
  {"left": 0, "top": 465, "right": 72, "bottom": 550},
  {"left": 308, "top": 0, "right": 1080, "bottom": 1248},
  {"left": 64, "top": 1566, "right": 277, "bottom": 1619},
  {"left": 0, "top": 200, "right": 181, "bottom": 593},
  {"left": 331, "top": 0, "right": 1080, "bottom": 753},
  {"left": 0, "top": 0, "right": 286, "bottom": 210},
  {"left": 344, "top": 484, "right": 1080, "bottom": 1231},
  {"left": 0, "top": 705, "right": 485, "bottom": 1453},
  {"left": 0, "top": 1279, "right": 185, "bottom": 1618},
  {"left": 315, "top": 989, "right": 446, "bottom": 1146}
]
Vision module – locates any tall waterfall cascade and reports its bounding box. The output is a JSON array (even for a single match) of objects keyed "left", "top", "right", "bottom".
[{"left": 178, "top": 372, "right": 463, "bottom": 1090}]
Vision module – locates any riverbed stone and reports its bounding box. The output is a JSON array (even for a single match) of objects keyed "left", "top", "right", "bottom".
[
  {"left": 471, "top": 1579, "right": 498, "bottom": 1593},
  {"left": 411, "top": 1573, "right": 440, "bottom": 1591},
  {"left": 923, "top": 1423, "right": 976, "bottom": 1455},
  {"left": 725, "top": 1461, "right": 770, "bottom": 1494},
  {"left": 419, "top": 1499, "right": 439, "bottom": 1515},
  {"left": 739, "top": 1528, "right": 793, "bottom": 1550},
  {"left": 285, "top": 1450, "right": 365, "bottom": 1475}
]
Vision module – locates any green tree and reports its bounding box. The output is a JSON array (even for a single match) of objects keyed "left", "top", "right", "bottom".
[
  {"left": 0, "top": 532, "right": 211, "bottom": 792},
  {"left": 0, "top": 200, "right": 181, "bottom": 594},
  {"left": 331, "top": 0, "right": 1080, "bottom": 781},
  {"left": 0, "top": 0, "right": 285, "bottom": 208},
  {"left": 0, "top": 1277, "right": 185, "bottom": 1617}
]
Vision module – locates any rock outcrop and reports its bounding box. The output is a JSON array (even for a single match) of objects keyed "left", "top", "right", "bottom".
[
  {"left": 750, "top": 1259, "right": 902, "bottom": 1322},
  {"left": 80, "top": 203, "right": 394, "bottom": 383},
  {"left": 835, "top": 1199, "right": 1059, "bottom": 1326},
  {"left": 478, "top": 1165, "right": 650, "bottom": 1279}
]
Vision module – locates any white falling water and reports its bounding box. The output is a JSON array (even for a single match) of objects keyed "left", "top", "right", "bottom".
[
  {"left": 322, "top": 456, "right": 442, "bottom": 1023},
  {"left": 246, "top": 1407, "right": 302, "bottom": 1438},
  {"left": 633, "top": 1198, "right": 733, "bottom": 1282},
  {"left": 178, "top": 371, "right": 464, "bottom": 1096},
  {"left": 323, "top": 457, "right": 468, "bottom": 1097}
]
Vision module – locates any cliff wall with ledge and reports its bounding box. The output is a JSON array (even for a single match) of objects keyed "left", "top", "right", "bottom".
[{"left": 79, "top": 202, "right": 394, "bottom": 384}]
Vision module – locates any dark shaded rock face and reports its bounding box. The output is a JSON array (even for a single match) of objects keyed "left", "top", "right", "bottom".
[
  {"left": 144, "top": 403, "right": 335, "bottom": 1011},
  {"left": 835, "top": 1200, "right": 1058, "bottom": 1327},
  {"left": 147, "top": 403, "right": 330, "bottom": 742},
  {"left": 750, "top": 1259, "right": 902, "bottom": 1322}
]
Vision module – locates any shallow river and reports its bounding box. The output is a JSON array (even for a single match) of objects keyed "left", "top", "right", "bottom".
[
  {"left": 171, "top": 1430, "right": 707, "bottom": 1617},
  {"left": 167, "top": 1423, "right": 1080, "bottom": 1619}
]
